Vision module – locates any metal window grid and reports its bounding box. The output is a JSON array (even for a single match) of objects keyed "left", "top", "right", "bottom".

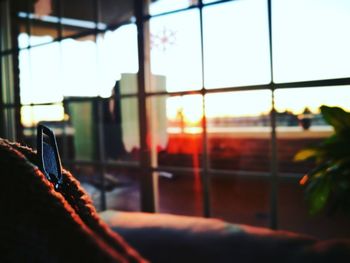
[{"left": 0, "top": 0, "right": 349, "bottom": 230}]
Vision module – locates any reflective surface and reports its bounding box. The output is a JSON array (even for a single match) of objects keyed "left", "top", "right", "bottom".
[
  {"left": 275, "top": 86, "right": 350, "bottom": 174},
  {"left": 203, "top": 0, "right": 271, "bottom": 89},
  {"left": 206, "top": 90, "right": 272, "bottom": 172},
  {"left": 61, "top": 0, "right": 95, "bottom": 38},
  {"left": 97, "top": 24, "right": 139, "bottom": 96},
  {"left": 149, "top": 10, "right": 202, "bottom": 92},
  {"left": 272, "top": 0, "right": 350, "bottom": 83},
  {"left": 61, "top": 36, "right": 98, "bottom": 97},
  {"left": 210, "top": 176, "right": 270, "bottom": 227}
]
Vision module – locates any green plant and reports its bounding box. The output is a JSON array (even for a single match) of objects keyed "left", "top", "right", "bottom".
[{"left": 294, "top": 105, "right": 350, "bottom": 215}]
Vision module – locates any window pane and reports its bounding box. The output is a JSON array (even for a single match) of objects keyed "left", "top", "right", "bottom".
[
  {"left": 277, "top": 180, "right": 350, "bottom": 239},
  {"left": 21, "top": 104, "right": 64, "bottom": 128},
  {"left": 24, "top": 43, "right": 62, "bottom": 104},
  {"left": 275, "top": 86, "right": 350, "bottom": 238},
  {"left": 19, "top": 44, "right": 63, "bottom": 127},
  {"left": 99, "top": 0, "right": 134, "bottom": 29},
  {"left": 275, "top": 86, "right": 350, "bottom": 174},
  {"left": 65, "top": 99, "right": 98, "bottom": 162},
  {"left": 149, "top": 0, "right": 197, "bottom": 16},
  {"left": 97, "top": 24, "right": 139, "bottom": 96},
  {"left": 158, "top": 170, "right": 203, "bottom": 217},
  {"left": 61, "top": 0, "right": 95, "bottom": 38},
  {"left": 120, "top": 97, "right": 141, "bottom": 157},
  {"left": 19, "top": 49, "right": 31, "bottom": 101},
  {"left": 61, "top": 36, "right": 98, "bottom": 97},
  {"left": 272, "top": 0, "right": 350, "bottom": 83},
  {"left": 17, "top": 18, "right": 30, "bottom": 49},
  {"left": 203, "top": 0, "right": 271, "bottom": 89},
  {"left": 148, "top": 94, "right": 204, "bottom": 217},
  {"left": 150, "top": 10, "right": 202, "bottom": 92},
  {"left": 29, "top": 0, "right": 59, "bottom": 46},
  {"left": 103, "top": 168, "right": 141, "bottom": 212},
  {"left": 102, "top": 96, "right": 140, "bottom": 162},
  {"left": 147, "top": 95, "right": 169, "bottom": 162},
  {"left": 206, "top": 90, "right": 272, "bottom": 172},
  {"left": 210, "top": 176, "right": 271, "bottom": 227},
  {"left": 154, "top": 94, "right": 204, "bottom": 167}
]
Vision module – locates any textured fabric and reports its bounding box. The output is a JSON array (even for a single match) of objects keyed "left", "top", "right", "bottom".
[
  {"left": 0, "top": 139, "right": 147, "bottom": 263},
  {"left": 101, "top": 210, "right": 350, "bottom": 263}
]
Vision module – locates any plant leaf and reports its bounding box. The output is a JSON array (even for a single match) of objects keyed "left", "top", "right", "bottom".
[
  {"left": 294, "top": 148, "right": 318, "bottom": 161},
  {"left": 320, "top": 105, "right": 350, "bottom": 134},
  {"left": 306, "top": 175, "right": 331, "bottom": 215}
]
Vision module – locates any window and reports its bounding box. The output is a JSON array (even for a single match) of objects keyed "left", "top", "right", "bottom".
[{"left": 1, "top": 0, "right": 350, "bottom": 239}]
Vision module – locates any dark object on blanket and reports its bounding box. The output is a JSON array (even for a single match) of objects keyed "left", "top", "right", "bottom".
[{"left": 0, "top": 137, "right": 146, "bottom": 263}]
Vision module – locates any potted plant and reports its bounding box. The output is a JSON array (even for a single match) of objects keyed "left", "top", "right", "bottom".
[{"left": 294, "top": 105, "right": 350, "bottom": 215}]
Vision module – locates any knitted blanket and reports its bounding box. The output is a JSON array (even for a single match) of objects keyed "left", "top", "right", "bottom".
[{"left": 0, "top": 139, "right": 147, "bottom": 263}]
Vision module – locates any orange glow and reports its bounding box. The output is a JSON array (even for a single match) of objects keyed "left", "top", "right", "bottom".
[
  {"left": 184, "top": 127, "right": 203, "bottom": 134},
  {"left": 299, "top": 174, "right": 309, "bottom": 185},
  {"left": 183, "top": 112, "right": 202, "bottom": 126}
]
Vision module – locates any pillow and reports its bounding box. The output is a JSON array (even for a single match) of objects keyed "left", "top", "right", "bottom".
[{"left": 0, "top": 139, "right": 147, "bottom": 263}]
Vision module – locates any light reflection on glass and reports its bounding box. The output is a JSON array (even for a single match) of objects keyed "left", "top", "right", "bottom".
[
  {"left": 203, "top": 0, "right": 271, "bottom": 89},
  {"left": 150, "top": 10, "right": 202, "bottom": 92},
  {"left": 272, "top": 0, "right": 350, "bottom": 82}
]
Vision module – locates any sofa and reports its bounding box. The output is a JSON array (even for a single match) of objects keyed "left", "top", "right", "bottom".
[{"left": 101, "top": 210, "right": 350, "bottom": 263}]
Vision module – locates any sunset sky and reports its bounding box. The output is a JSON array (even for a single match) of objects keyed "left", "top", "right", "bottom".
[{"left": 19, "top": 0, "right": 350, "bottom": 126}]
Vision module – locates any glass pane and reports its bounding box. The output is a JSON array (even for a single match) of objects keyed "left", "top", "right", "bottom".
[
  {"left": 121, "top": 97, "right": 140, "bottom": 158},
  {"left": 149, "top": 0, "right": 197, "bottom": 16},
  {"left": 21, "top": 107, "right": 68, "bottom": 149},
  {"left": 203, "top": 0, "right": 271, "bottom": 89},
  {"left": 150, "top": 10, "right": 202, "bottom": 92},
  {"left": 210, "top": 176, "right": 270, "bottom": 227},
  {"left": 147, "top": 95, "right": 169, "bottom": 164},
  {"left": 99, "top": 0, "right": 134, "bottom": 29},
  {"left": 17, "top": 18, "right": 30, "bottom": 49},
  {"left": 147, "top": 95, "right": 203, "bottom": 216},
  {"left": 153, "top": 94, "right": 204, "bottom": 167},
  {"left": 70, "top": 164, "right": 104, "bottom": 211},
  {"left": 158, "top": 170, "right": 203, "bottom": 217},
  {"left": 100, "top": 96, "right": 140, "bottom": 162},
  {"left": 65, "top": 99, "right": 98, "bottom": 162},
  {"left": 29, "top": 0, "right": 59, "bottom": 46},
  {"left": 61, "top": 36, "right": 98, "bottom": 97},
  {"left": 275, "top": 86, "right": 350, "bottom": 174},
  {"left": 272, "top": 0, "right": 350, "bottom": 83},
  {"left": 21, "top": 104, "right": 64, "bottom": 128},
  {"left": 61, "top": 0, "right": 95, "bottom": 38},
  {"left": 19, "top": 49, "right": 30, "bottom": 101},
  {"left": 149, "top": 94, "right": 204, "bottom": 216},
  {"left": 23, "top": 43, "right": 62, "bottom": 104},
  {"left": 278, "top": 180, "right": 350, "bottom": 239},
  {"left": 97, "top": 24, "right": 139, "bottom": 96},
  {"left": 275, "top": 86, "right": 350, "bottom": 238},
  {"left": 206, "top": 90, "right": 272, "bottom": 172},
  {"left": 104, "top": 168, "right": 141, "bottom": 212}
]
